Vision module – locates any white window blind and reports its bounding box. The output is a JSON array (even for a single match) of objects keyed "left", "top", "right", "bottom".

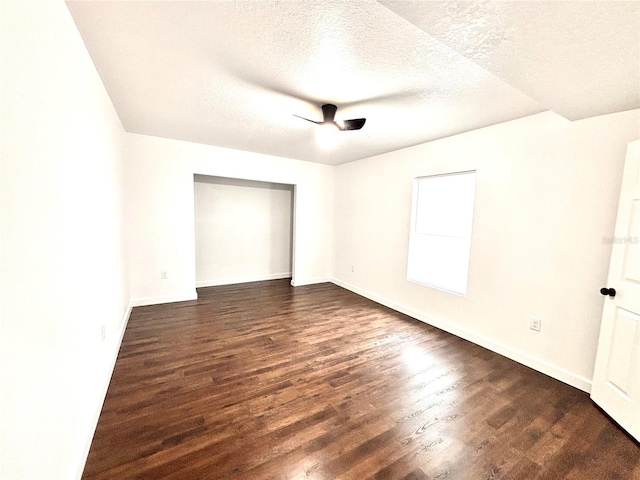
[{"left": 407, "top": 171, "right": 477, "bottom": 296}]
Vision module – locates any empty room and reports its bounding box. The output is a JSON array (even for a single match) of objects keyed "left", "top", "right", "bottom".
[{"left": 2, "top": 1, "right": 640, "bottom": 479}]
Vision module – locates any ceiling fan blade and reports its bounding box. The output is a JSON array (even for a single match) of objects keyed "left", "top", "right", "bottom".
[
  {"left": 293, "top": 114, "right": 322, "bottom": 125},
  {"left": 339, "top": 118, "right": 366, "bottom": 131}
]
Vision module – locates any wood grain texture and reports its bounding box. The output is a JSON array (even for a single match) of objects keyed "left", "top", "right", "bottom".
[{"left": 83, "top": 280, "right": 640, "bottom": 479}]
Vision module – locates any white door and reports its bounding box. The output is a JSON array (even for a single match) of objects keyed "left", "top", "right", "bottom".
[{"left": 591, "top": 139, "right": 640, "bottom": 442}]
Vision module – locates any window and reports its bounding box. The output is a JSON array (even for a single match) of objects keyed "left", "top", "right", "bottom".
[{"left": 407, "top": 170, "right": 477, "bottom": 296}]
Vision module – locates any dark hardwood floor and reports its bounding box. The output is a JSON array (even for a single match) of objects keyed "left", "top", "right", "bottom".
[{"left": 83, "top": 280, "right": 640, "bottom": 479}]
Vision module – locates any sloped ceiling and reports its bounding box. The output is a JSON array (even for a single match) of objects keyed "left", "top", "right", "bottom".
[{"left": 66, "top": 1, "right": 640, "bottom": 166}]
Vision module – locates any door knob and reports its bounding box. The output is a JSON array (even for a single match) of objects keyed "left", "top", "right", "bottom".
[{"left": 600, "top": 287, "right": 616, "bottom": 297}]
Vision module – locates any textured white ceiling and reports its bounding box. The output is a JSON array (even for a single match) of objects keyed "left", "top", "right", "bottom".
[
  {"left": 65, "top": 1, "right": 639, "bottom": 165},
  {"left": 380, "top": 0, "right": 640, "bottom": 121}
]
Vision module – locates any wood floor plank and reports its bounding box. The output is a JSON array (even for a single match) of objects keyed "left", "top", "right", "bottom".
[{"left": 83, "top": 279, "right": 640, "bottom": 479}]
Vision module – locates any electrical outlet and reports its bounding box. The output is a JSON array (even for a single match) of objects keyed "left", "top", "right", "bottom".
[
  {"left": 161, "top": 270, "right": 168, "bottom": 279},
  {"left": 530, "top": 317, "right": 542, "bottom": 332},
  {"left": 101, "top": 325, "right": 106, "bottom": 342},
  {"left": 351, "top": 265, "right": 355, "bottom": 273}
]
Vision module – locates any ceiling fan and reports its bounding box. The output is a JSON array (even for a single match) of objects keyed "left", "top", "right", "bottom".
[{"left": 294, "top": 104, "right": 366, "bottom": 131}]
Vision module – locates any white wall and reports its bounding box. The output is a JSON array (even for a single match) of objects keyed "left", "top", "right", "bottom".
[
  {"left": 332, "top": 109, "right": 640, "bottom": 391},
  {"left": 0, "top": 2, "right": 130, "bottom": 479},
  {"left": 194, "top": 176, "right": 293, "bottom": 287},
  {"left": 126, "top": 133, "right": 334, "bottom": 305}
]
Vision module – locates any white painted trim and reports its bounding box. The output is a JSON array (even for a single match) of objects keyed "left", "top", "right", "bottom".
[
  {"left": 75, "top": 300, "right": 133, "bottom": 480},
  {"left": 196, "top": 272, "right": 291, "bottom": 288},
  {"left": 131, "top": 291, "right": 198, "bottom": 307},
  {"left": 331, "top": 278, "right": 592, "bottom": 393},
  {"left": 291, "top": 277, "right": 331, "bottom": 287}
]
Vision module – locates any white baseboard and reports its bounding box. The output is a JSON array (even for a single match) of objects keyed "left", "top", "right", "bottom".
[
  {"left": 291, "top": 276, "right": 331, "bottom": 287},
  {"left": 131, "top": 291, "right": 198, "bottom": 307},
  {"left": 75, "top": 300, "right": 133, "bottom": 479},
  {"left": 330, "top": 278, "right": 592, "bottom": 393},
  {"left": 196, "top": 272, "right": 291, "bottom": 288}
]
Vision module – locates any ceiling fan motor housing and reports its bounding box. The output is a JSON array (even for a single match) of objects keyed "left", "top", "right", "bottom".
[{"left": 322, "top": 104, "right": 338, "bottom": 123}]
